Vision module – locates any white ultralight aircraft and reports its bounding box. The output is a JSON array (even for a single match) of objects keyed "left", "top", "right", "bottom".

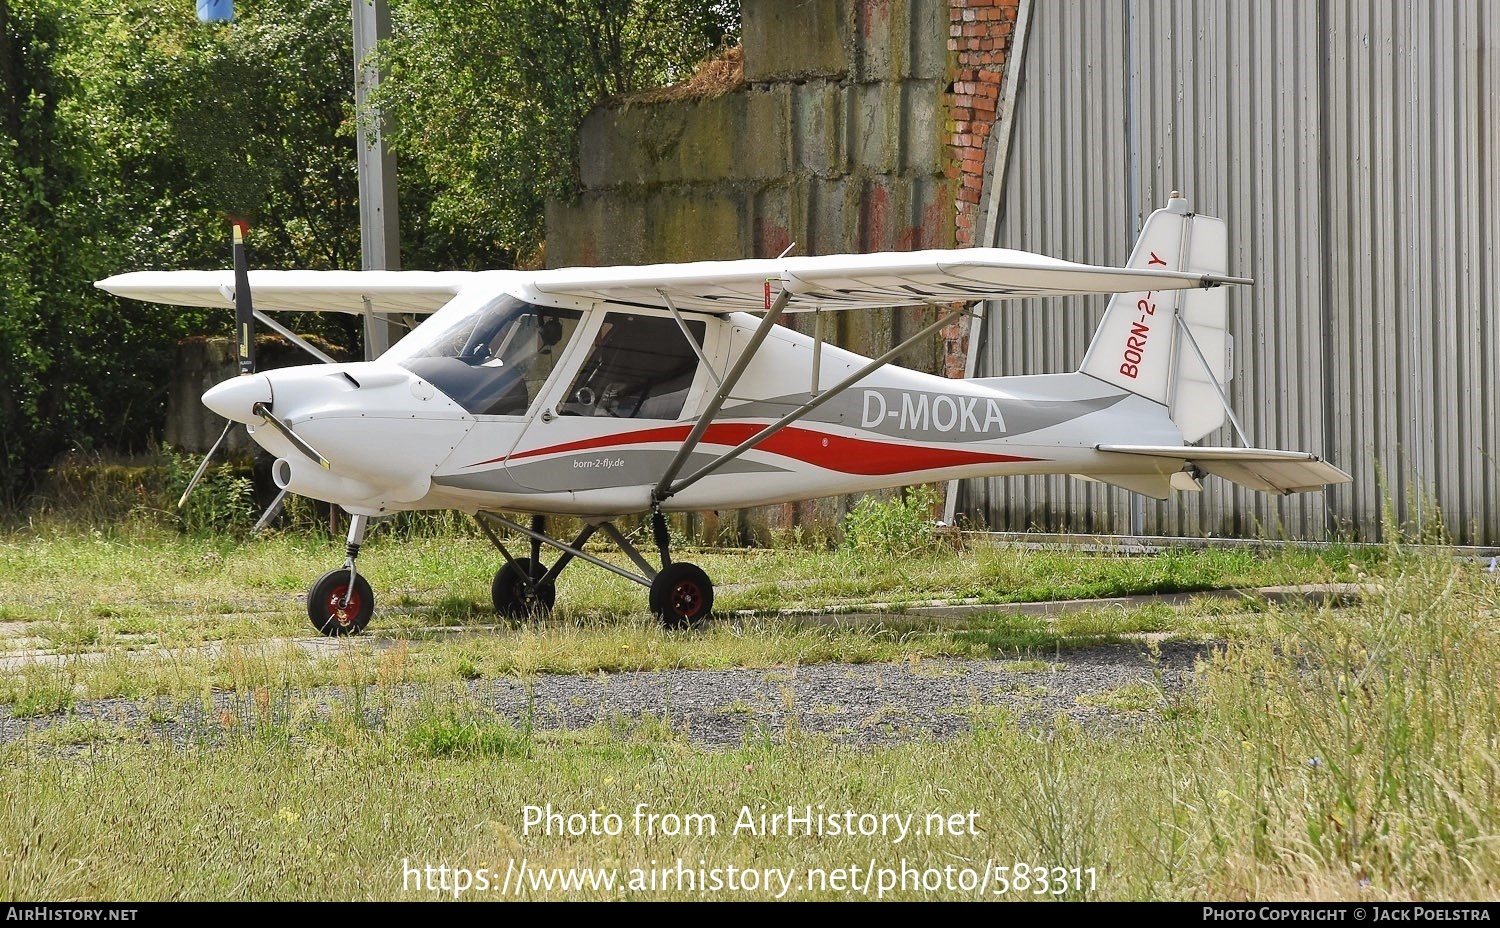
[{"left": 97, "top": 194, "right": 1351, "bottom": 635}]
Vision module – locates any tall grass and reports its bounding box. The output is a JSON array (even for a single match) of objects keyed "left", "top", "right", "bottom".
[
  {"left": 1172, "top": 547, "right": 1500, "bottom": 897},
  {"left": 4, "top": 477, "right": 1490, "bottom": 897},
  {"left": 0, "top": 545, "right": 1494, "bottom": 900}
]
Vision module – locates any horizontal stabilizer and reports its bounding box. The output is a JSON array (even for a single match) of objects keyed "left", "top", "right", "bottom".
[
  {"left": 96, "top": 270, "right": 480, "bottom": 315},
  {"left": 1095, "top": 445, "right": 1353, "bottom": 496},
  {"left": 1073, "top": 473, "right": 1175, "bottom": 499}
]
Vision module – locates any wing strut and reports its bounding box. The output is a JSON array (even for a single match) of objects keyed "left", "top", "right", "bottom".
[
  {"left": 658, "top": 305, "right": 966, "bottom": 502},
  {"left": 657, "top": 288, "right": 722, "bottom": 387},
  {"left": 252, "top": 310, "right": 339, "bottom": 364},
  {"left": 652, "top": 284, "right": 793, "bottom": 503}
]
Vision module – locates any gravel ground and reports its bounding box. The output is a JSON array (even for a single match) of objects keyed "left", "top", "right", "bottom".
[{"left": 0, "top": 640, "right": 1217, "bottom": 749}]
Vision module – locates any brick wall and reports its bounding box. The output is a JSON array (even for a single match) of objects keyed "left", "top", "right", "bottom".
[{"left": 942, "top": 0, "right": 1020, "bottom": 377}]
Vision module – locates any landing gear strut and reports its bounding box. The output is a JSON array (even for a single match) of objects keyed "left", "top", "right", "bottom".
[
  {"left": 301, "top": 508, "right": 717, "bottom": 635},
  {"left": 645, "top": 508, "right": 713, "bottom": 628},
  {"left": 307, "top": 513, "right": 374, "bottom": 636},
  {"left": 474, "top": 508, "right": 713, "bottom": 628}
]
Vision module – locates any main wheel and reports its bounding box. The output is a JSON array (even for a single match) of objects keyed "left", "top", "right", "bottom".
[
  {"left": 307, "top": 569, "right": 374, "bottom": 636},
  {"left": 492, "top": 558, "right": 556, "bottom": 618},
  {"left": 649, "top": 562, "right": 713, "bottom": 629}
]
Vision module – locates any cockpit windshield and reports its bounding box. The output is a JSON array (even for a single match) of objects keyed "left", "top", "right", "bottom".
[{"left": 387, "top": 293, "right": 582, "bottom": 417}]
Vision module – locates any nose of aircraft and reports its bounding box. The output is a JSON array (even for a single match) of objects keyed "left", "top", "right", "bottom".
[{"left": 203, "top": 373, "right": 273, "bottom": 424}]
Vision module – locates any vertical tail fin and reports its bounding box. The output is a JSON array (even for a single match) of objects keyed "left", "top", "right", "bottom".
[{"left": 1078, "top": 194, "right": 1233, "bottom": 442}]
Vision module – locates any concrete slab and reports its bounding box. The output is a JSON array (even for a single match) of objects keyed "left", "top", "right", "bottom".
[{"left": 0, "top": 584, "right": 1373, "bottom": 671}]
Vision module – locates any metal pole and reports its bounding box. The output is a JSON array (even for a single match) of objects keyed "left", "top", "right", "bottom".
[
  {"left": 353, "top": 0, "right": 401, "bottom": 358},
  {"left": 944, "top": 0, "right": 1034, "bottom": 527}
]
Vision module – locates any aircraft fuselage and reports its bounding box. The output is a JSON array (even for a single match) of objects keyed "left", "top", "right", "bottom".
[{"left": 205, "top": 291, "right": 1184, "bottom": 519}]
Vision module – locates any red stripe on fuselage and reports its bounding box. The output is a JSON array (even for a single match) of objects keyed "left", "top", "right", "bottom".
[{"left": 471, "top": 424, "right": 1039, "bottom": 476}]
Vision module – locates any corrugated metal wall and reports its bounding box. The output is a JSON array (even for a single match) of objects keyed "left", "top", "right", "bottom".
[{"left": 957, "top": 0, "right": 1500, "bottom": 544}]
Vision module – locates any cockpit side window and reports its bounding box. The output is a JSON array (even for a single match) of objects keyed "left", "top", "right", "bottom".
[
  {"left": 394, "top": 297, "right": 582, "bottom": 416},
  {"left": 477, "top": 311, "right": 579, "bottom": 415},
  {"left": 557, "top": 313, "right": 705, "bottom": 420}
]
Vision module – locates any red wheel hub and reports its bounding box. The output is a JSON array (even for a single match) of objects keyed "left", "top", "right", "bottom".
[
  {"left": 671, "top": 582, "right": 702, "bottom": 617},
  {"left": 324, "top": 586, "right": 363, "bottom": 626}
]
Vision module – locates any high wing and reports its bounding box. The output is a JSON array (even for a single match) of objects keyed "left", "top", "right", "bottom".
[
  {"left": 1096, "top": 445, "right": 1354, "bottom": 496},
  {"left": 99, "top": 248, "right": 1250, "bottom": 317},
  {"left": 528, "top": 247, "right": 1253, "bottom": 313},
  {"left": 95, "top": 269, "right": 485, "bottom": 315}
]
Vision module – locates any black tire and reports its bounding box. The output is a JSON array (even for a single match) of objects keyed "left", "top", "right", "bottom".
[
  {"left": 492, "top": 558, "right": 556, "bottom": 618},
  {"left": 307, "top": 568, "right": 374, "bottom": 637},
  {"left": 649, "top": 562, "right": 713, "bottom": 629}
]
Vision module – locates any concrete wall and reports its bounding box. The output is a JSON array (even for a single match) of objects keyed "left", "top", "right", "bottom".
[
  {"left": 548, "top": 0, "right": 957, "bottom": 271},
  {"left": 167, "top": 337, "right": 252, "bottom": 457}
]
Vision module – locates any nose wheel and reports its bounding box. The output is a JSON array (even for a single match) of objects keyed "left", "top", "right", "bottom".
[
  {"left": 307, "top": 512, "right": 375, "bottom": 637},
  {"left": 307, "top": 568, "right": 374, "bottom": 636}
]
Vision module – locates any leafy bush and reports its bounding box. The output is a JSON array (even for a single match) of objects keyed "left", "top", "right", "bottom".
[
  {"left": 839, "top": 484, "right": 943, "bottom": 556},
  {"left": 29, "top": 447, "right": 256, "bottom": 535},
  {"left": 161, "top": 448, "right": 257, "bottom": 535}
]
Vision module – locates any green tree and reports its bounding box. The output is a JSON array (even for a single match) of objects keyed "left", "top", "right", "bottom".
[
  {"left": 0, "top": 0, "right": 126, "bottom": 506},
  {"left": 0, "top": 0, "right": 738, "bottom": 507},
  {"left": 376, "top": 0, "right": 738, "bottom": 268},
  {"left": 0, "top": 0, "right": 362, "bottom": 506}
]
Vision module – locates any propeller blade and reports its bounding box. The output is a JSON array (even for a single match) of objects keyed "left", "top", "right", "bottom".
[
  {"left": 252, "top": 488, "right": 290, "bottom": 534},
  {"left": 177, "top": 418, "right": 235, "bottom": 508},
  {"left": 252, "top": 401, "right": 331, "bottom": 470},
  {"left": 232, "top": 223, "right": 256, "bottom": 375}
]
